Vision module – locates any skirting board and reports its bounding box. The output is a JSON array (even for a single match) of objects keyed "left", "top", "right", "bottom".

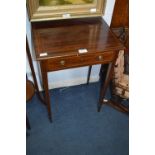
[
  {"left": 48, "top": 75, "right": 100, "bottom": 90},
  {"left": 27, "top": 73, "right": 99, "bottom": 91}
]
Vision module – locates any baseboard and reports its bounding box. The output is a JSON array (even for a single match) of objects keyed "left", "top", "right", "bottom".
[
  {"left": 48, "top": 75, "right": 99, "bottom": 90},
  {"left": 27, "top": 71, "right": 99, "bottom": 91}
]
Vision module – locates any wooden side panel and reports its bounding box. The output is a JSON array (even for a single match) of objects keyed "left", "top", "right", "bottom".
[{"left": 110, "top": 0, "right": 129, "bottom": 28}]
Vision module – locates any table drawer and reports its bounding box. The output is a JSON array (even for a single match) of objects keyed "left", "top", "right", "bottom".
[{"left": 46, "top": 51, "right": 115, "bottom": 71}]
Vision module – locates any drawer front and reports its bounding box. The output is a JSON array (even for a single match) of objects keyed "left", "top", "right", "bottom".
[{"left": 46, "top": 51, "right": 115, "bottom": 71}]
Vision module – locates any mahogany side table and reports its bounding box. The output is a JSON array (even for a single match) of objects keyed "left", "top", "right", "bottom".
[{"left": 31, "top": 17, "right": 124, "bottom": 122}]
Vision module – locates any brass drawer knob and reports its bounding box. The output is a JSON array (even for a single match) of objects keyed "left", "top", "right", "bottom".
[
  {"left": 98, "top": 55, "right": 103, "bottom": 60},
  {"left": 60, "top": 60, "right": 65, "bottom": 65}
]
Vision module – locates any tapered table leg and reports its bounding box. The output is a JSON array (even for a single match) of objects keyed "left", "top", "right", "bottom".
[
  {"left": 86, "top": 65, "right": 92, "bottom": 85},
  {"left": 40, "top": 62, "right": 52, "bottom": 122},
  {"left": 98, "top": 61, "right": 116, "bottom": 112}
]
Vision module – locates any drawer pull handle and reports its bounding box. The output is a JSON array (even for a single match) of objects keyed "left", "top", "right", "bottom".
[
  {"left": 98, "top": 55, "right": 103, "bottom": 60},
  {"left": 60, "top": 60, "right": 65, "bottom": 65}
]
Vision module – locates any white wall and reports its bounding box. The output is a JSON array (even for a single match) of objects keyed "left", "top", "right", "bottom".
[
  {"left": 26, "top": 0, "right": 116, "bottom": 91},
  {"left": 103, "top": 0, "right": 116, "bottom": 25}
]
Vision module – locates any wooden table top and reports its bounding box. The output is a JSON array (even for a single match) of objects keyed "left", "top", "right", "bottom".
[{"left": 32, "top": 17, "right": 124, "bottom": 61}]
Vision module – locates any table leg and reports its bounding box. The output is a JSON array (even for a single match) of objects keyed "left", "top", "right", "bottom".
[
  {"left": 86, "top": 65, "right": 92, "bottom": 85},
  {"left": 99, "top": 64, "right": 109, "bottom": 85},
  {"left": 98, "top": 61, "right": 115, "bottom": 112},
  {"left": 40, "top": 64, "right": 52, "bottom": 122}
]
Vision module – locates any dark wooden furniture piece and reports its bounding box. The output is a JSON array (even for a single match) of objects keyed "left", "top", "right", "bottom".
[
  {"left": 26, "top": 37, "right": 45, "bottom": 104},
  {"left": 100, "top": 0, "right": 129, "bottom": 113},
  {"left": 26, "top": 36, "right": 45, "bottom": 129},
  {"left": 26, "top": 80, "right": 35, "bottom": 102},
  {"left": 31, "top": 17, "right": 124, "bottom": 122},
  {"left": 26, "top": 80, "right": 35, "bottom": 129},
  {"left": 110, "top": 0, "right": 129, "bottom": 53},
  {"left": 110, "top": 0, "right": 129, "bottom": 28}
]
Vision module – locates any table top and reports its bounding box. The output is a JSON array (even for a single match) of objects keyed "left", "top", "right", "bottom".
[{"left": 32, "top": 17, "right": 124, "bottom": 61}]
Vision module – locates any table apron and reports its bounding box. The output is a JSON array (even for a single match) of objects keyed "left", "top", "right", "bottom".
[{"left": 41, "top": 51, "right": 116, "bottom": 72}]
